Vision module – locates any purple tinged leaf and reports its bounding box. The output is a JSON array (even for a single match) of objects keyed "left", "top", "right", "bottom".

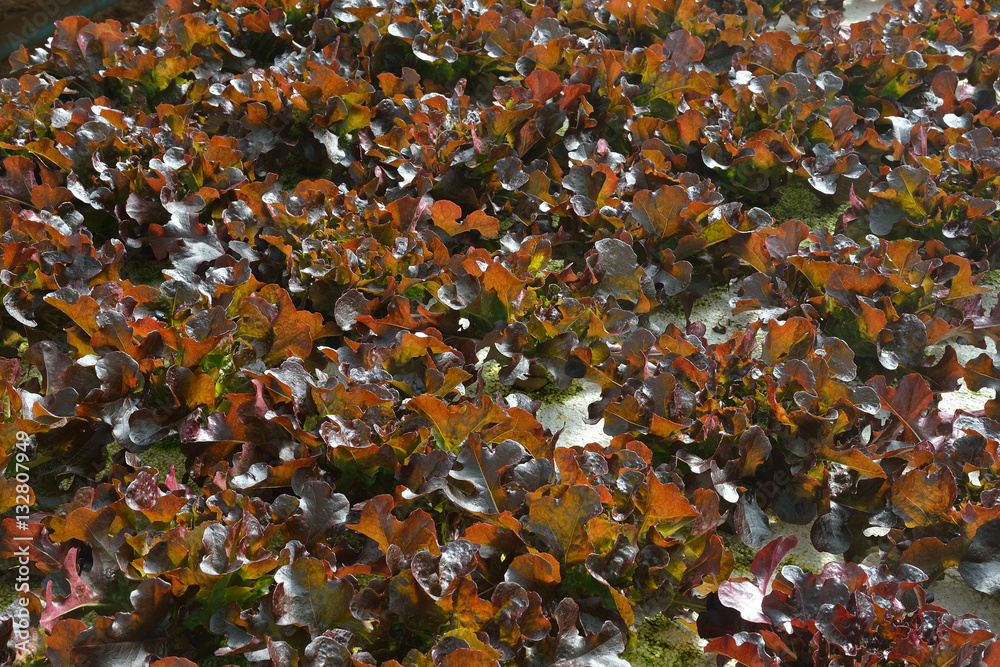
[
  {"left": 960, "top": 519, "right": 1000, "bottom": 596},
  {"left": 719, "top": 536, "right": 796, "bottom": 624},
  {"left": 751, "top": 535, "right": 797, "bottom": 586},
  {"left": 412, "top": 539, "right": 480, "bottom": 600},
  {"left": 333, "top": 289, "right": 374, "bottom": 331},
  {"left": 444, "top": 437, "right": 527, "bottom": 515},
  {"left": 876, "top": 314, "right": 928, "bottom": 370},
  {"left": 285, "top": 481, "right": 350, "bottom": 545},
  {"left": 303, "top": 635, "right": 353, "bottom": 667},
  {"left": 495, "top": 157, "right": 530, "bottom": 191},
  {"left": 70, "top": 578, "right": 176, "bottom": 667},
  {"left": 4, "top": 288, "right": 37, "bottom": 327},
  {"left": 811, "top": 504, "right": 853, "bottom": 554},
  {"left": 438, "top": 275, "right": 482, "bottom": 310},
  {"left": 870, "top": 201, "right": 903, "bottom": 236},
  {"left": 272, "top": 557, "right": 357, "bottom": 635},
  {"left": 718, "top": 577, "right": 771, "bottom": 624},
  {"left": 734, "top": 491, "right": 772, "bottom": 550},
  {"left": 533, "top": 598, "right": 631, "bottom": 667}
]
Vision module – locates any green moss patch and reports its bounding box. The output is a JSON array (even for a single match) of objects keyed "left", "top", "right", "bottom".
[
  {"left": 625, "top": 614, "right": 708, "bottom": 667},
  {"left": 979, "top": 269, "right": 1000, "bottom": 290},
  {"left": 766, "top": 182, "right": 848, "bottom": 234},
  {"left": 123, "top": 254, "right": 172, "bottom": 288},
  {"left": 140, "top": 436, "right": 187, "bottom": 477},
  {"left": 480, "top": 359, "right": 584, "bottom": 403},
  {"left": 527, "top": 377, "right": 584, "bottom": 402},
  {"left": 100, "top": 436, "right": 186, "bottom": 482}
]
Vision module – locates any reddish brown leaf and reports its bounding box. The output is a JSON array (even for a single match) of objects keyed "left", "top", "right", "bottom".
[
  {"left": 441, "top": 649, "right": 500, "bottom": 667},
  {"left": 347, "top": 495, "right": 439, "bottom": 558},
  {"left": 525, "top": 68, "right": 562, "bottom": 101},
  {"left": 527, "top": 485, "right": 602, "bottom": 564},
  {"left": 635, "top": 474, "right": 700, "bottom": 539},
  {"left": 504, "top": 552, "right": 562, "bottom": 590},
  {"left": 891, "top": 467, "right": 959, "bottom": 528},
  {"left": 45, "top": 619, "right": 87, "bottom": 667},
  {"left": 408, "top": 394, "right": 509, "bottom": 450},
  {"left": 272, "top": 557, "right": 357, "bottom": 634}
]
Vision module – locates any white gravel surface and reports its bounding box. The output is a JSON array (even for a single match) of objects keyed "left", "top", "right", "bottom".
[
  {"left": 935, "top": 332, "right": 998, "bottom": 415},
  {"left": 536, "top": 382, "right": 611, "bottom": 449},
  {"left": 841, "top": 0, "right": 888, "bottom": 23}
]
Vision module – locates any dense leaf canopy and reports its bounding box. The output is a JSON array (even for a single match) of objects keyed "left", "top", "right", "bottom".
[{"left": 3, "top": 0, "right": 1000, "bottom": 664}]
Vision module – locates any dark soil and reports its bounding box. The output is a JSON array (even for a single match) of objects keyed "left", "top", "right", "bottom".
[
  {"left": 0, "top": 0, "right": 154, "bottom": 77},
  {"left": 90, "top": 0, "right": 155, "bottom": 26}
]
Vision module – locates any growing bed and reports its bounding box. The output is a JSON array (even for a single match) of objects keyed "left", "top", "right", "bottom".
[{"left": 3, "top": 0, "right": 1000, "bottom": 665}]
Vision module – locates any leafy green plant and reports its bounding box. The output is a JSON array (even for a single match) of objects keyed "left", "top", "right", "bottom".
[{"left": 3, "top": 0, "right": 1000, "bottom": 664}]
